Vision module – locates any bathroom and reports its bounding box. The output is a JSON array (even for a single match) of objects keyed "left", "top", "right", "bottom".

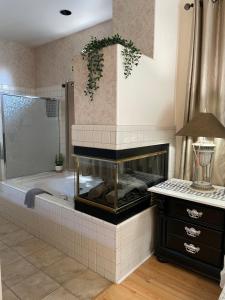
[{"left": 0, "top": 0, "right": 223, "bottom": 299}]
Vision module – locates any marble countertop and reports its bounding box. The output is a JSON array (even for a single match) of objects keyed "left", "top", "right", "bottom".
[{"left": 148, "top": 178, "right": 225, "bottom": 209}]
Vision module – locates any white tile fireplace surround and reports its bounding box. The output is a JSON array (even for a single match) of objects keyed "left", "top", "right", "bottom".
[
  {"left": 0, "top": 182, "right": 155, "bottom": 283},
  {"left": 72, "top": 124, "right": 176, "bottom": 179},
  {"left": 72, "top": 125, "right": 175, "bottom": 150}
]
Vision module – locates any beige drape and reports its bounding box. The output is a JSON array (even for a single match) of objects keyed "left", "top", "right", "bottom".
[{"left": 179, "top": 0, "right": 225, "bottom": 186}]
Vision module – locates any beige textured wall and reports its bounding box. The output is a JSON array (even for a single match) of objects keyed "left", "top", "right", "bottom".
[
  {"left": 74, "top": 45, "right": 117, "bottom": 125},
  {"left": 113, "top": 0, "right": 155, "bottom": 57},
  {"left": 74, "top": 0, "right": 179, "bottom": 126},
  {"left": 35, "top": 21, "right": 113, "bottom": 88},
  {"left": 0, "top": 39, "right": 35, "bottom": 88},
  {"left": 117, "top": 0, "right": 179, "bottom": 127}
]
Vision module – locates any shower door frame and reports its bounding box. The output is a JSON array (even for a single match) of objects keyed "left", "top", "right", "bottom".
[
  {"left": 64, "top": 81, "right": 75, "bottom": 170},
  {"left": 0, "top": 94, "right": 6, "bottom": 180},
  {"left": 0, "top": 93, "right": 59, "bottom": 180}
]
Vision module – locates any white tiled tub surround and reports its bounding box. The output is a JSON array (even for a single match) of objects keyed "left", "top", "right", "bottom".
[
  {"left": 0, "top": 83, "right": 64, "bottom": 98},
  {"left": 36, "top": 85, "right": 65, "bottom": 99},
  {"left": 116, "top": 206, "right": 156, "bottom": 282},
  {"left": 0, "top": 182, "right": 155, "bottom": 283},
  {"left": 0, "top": 84, "right": 36, "bottom": 97},
  {"left": 0, "top": 84, "right": 64, "bottom": 99}
]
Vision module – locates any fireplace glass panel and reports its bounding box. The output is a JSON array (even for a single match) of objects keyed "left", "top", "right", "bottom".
[
  {"left": 76, "top": 150, "right": 167, "bottom": 213},
  {"left": 117, "top": 155, "right": 165, "bottom": 209},
  {"left": 77, "top": 157, "right": 116, "bottom": 209}
]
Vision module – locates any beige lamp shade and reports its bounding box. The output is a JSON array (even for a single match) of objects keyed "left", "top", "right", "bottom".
[{"left": 176, "top": 113, "right": 225, "bottom": 138}]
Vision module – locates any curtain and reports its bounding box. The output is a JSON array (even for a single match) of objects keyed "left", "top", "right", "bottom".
[{"left": 179, "top": 0, "right": 225, "bottom": 185}]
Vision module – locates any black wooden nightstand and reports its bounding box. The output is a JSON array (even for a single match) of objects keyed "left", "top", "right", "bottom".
[{"left": 149, "top": 179, "right": 225, "bottom": 281}]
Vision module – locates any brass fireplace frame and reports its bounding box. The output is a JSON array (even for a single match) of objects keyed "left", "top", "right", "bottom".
[{"left": 73, "top": 149, "right": 167, "bottom": 213}]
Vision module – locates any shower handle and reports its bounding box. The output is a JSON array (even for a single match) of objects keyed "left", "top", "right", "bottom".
[{"left": 0, "top": 133, "right": 6, "bottom": 162}]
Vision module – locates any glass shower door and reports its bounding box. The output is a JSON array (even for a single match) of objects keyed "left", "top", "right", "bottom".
[{"left": 1, "top": 95, "right": 60, "bottom": 179}]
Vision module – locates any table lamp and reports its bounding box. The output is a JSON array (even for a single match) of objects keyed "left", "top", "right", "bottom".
[{"left": 176, "top": 112, "right": 225, "bottom": 191}]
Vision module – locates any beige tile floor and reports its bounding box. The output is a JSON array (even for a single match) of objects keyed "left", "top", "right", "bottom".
[{"left": 0, "top": 215, "right": 111, "bottom": 300}]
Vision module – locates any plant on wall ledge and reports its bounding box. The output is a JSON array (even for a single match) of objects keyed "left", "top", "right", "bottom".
[{"left": 81, "top": 34, "right": 142, "bottom": 101}]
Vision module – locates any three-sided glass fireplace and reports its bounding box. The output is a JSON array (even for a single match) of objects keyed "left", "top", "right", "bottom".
[{"left": 74, "top": 144, "right": 169, "bottom": 224}]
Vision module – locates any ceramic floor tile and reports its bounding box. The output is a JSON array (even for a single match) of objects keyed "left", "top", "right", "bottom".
[
  {"left": 11, "top": 271, "right": 60, "bottom": 300},
  {"left": 0, "top": 246, "right": 22, "bottom": 266},
  {"left": 0, "top": 223, "right": 20, "bottom": 237},
  {"left": 0, "top": 240, "right": 7, "bottom": 250},
  {"left": 0, "top": 216, "right": 9, "bottom": 225},
  {"left": 63, "top": 269, "right": 111, "bottom": 300},
  {"left": 2, "top": 289, "right": 19, "bottom": 300},
  {"left": 13, "top": 237, "right": 48, "bottom": 257},
  {"left": 2, "top": 282, "right": 8, "bottom": 292},
  {"left": 26, "top": 245, "right": 65, "bottom": 269},
  {"left": 1, "top": 230, "right": 33, "bottom": 246},
  {"left": 2, "top": 258, "right": 38, "bottom": 287},
  {"left": 42, "top": 287, "right": 78, "bottom": 300},
  {"left": 43, "top": 257, "right": 87, "bottom": 284}
]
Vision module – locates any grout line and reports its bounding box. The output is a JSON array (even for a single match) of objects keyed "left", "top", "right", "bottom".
[
  {"left": 6, "top": 286, "right": 23, "bottom": 300},
  {"left": 39, "top": 267, "right": 89, "bottom": 299},
  {"left": 0, "top": 218, "right": 110, "bottom": 299},
  {"left": 2, "top": 278, "right": 23, "bottom": 300},
  {"left": 0, "top": 208, "right": 114, "bottom": 283},
  {"left": 15, "top": 239, "right": 48, "bottom": 254}
]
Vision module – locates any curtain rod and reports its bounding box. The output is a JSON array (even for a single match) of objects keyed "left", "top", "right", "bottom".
[
  {"left": 184, "top": 0, "right": 218, "bottom": 10},
  {"left": 184, "top": 3, "right": 194, "bottom": 10}
]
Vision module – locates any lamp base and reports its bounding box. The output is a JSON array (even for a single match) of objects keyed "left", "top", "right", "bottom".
[{"left": 191, "top": 181, "right": 215, "bottom": 192}]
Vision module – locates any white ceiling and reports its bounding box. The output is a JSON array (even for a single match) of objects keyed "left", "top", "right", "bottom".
[{"left": 0, "top": 0, "right": 112, "bottom": 47}]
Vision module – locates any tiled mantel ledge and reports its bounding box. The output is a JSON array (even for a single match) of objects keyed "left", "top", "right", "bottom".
[
  {"left": 72, "top": 124, "right": 176, "bottom": 180},
  {"left": 0, "top": 182, "right": 155, "bottom": 283},
  {"left": 72, "top": 124, "right": 175, "bottom": 150}
]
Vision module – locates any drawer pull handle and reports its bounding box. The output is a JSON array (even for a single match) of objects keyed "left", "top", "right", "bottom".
[
  {"left": 185, "top": 226, "right": 201, "bottom": 237},
  {"left": 184, "top": 243, "right": 200, "bottom": 254},
  {"left": 186, "top": 208, "right": 203, "bottom": 219}
]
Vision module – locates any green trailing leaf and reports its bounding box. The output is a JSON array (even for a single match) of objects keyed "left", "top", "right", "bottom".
[
  {"left": 55, "top": 153, "right": 64, "bottom": 166},
  {"left": 81, "top": 34, "right": 141, "bottom": 101}
]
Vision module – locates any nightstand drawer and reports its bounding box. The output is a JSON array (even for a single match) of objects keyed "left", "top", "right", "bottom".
[
  {"left": 167, "top": 198, "right": 225, "bottom": 229},
  {"left": 167, "top": 218, "right": 223, "bottom": 249},
  {"left": 167, "top": 234, "right": 223, "bottom": 267}
]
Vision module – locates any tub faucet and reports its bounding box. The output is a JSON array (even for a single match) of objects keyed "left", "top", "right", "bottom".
[
  {"left": 55, "top": 194, "right": 68, "bottom": 201},
  {"left": 63, "top": 195, "right": 69, "bottom": 201}
]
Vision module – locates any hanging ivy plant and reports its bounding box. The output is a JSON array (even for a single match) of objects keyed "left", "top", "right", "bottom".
[{"left": 81, "top": 34, "right": 141, "bottom": 101}]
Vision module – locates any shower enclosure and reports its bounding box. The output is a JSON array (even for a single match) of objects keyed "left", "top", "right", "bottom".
[{"left": 0, "top": 94, "right": 60, "bottom": 179}]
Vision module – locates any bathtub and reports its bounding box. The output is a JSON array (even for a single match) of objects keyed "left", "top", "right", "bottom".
[
  {"left": 0, "top": 171, "right": 156, "bottom": 283},
  {"left": 4, "top": 171, "right": 75, "bottom": 202},
  {"left": 4, "top": 171, "right": 100, "bottom": 206}
]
